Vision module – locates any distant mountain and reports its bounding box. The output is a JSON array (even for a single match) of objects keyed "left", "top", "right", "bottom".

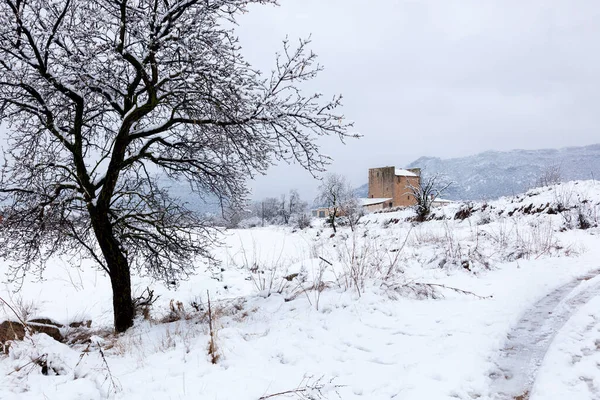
[
  {"left": 158, "top": 177, "right": 222, "bottom": 215},
  {"left": 356, "top": 144, "right": 600, "bottom": 201}
]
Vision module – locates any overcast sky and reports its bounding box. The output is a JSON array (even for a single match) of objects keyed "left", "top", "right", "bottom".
[{"left": 234, "top": 0, "right": 600, "bottom": 200}]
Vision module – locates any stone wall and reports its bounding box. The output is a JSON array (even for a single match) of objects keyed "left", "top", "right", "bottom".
[
  {"left": 368, "top": 166, "right": 421, "bottom": 208},
  {"left": 368, "top": 166, "right": 395, "bottom": 199}
]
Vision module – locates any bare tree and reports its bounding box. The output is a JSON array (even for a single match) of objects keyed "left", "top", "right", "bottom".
[
  {"left": 0, "top": 0, "right": 353, "bottom": 332},
  {"left": 315, "top": 173, "right": 355, "bottom": 233},
  {"left": 536, "top": 164, "right": 563, "bottom": 188},
  {"left": 254, "top": 197, "right": 281, "bottom": 226},
  {"left": 221, "top": 198, "right": 252, "bottom": 229},
  {"left": 281, "top": 189, "right": 306, "bottom": 225},
  {"left": 342, "top": 195, "right": 364, "bottom": 232},
  {"left": 408, "top": 174, "right": 452, "bottom": 222}
]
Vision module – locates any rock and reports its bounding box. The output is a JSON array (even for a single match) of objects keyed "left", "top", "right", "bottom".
[
  {"left": 68, "top": 320, "right": 92, "bottom": 328},
  {"left": 0, "top": 320, "right": 26, "bottom": 343},
  {"left": 26, "top": 319, "right": 64, "bottom": 342},
  {"left": 28, "top": 318, "right": 63, "bottom": 328},
  {"left": 0, "top": 318, "right": 64, "bottom": 345}
]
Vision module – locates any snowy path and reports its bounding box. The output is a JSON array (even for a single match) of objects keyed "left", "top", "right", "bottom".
[{"left": 490, "top": 269, "right": 600, "bottom": 399}]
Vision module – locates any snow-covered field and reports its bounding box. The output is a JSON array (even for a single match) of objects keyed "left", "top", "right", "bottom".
[{"left": 2, "top": 181, "right": 600, "bottom": 400}]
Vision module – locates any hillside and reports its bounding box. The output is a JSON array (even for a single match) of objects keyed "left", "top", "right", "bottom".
[
  {"left": 356, "top": 144, "right": 600, "bottom": 200},
  {"left": 2, "top": 181, "right": 600, "bottom": 399}
]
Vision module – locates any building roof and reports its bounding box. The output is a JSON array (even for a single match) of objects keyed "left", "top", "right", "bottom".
[
  {"left": 360, "top": 197, "right": 393, "bottom": 206},
  {"left": 395, "top": 168, "right": 418, "bottom": 177}
]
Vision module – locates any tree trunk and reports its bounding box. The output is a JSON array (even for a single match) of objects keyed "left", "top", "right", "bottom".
[
  {"left": 90, "top": 211, "right": 134, "bottom": 332},
  {"left": 331, "top": 207, "right": 337, "bottom": 233},
  {"left": 108, "top": 254, "right": 134, "bottom": 332}
]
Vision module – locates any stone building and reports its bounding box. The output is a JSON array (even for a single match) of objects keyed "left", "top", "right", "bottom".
[{"left": 367, "top": 166, "right": 421, "bottom": 208}]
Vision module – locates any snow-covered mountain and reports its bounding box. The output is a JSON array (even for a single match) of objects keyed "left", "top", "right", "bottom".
[
  {"left": 158, "top": 176, "right": 222, "bottom": 215},
  {"left": 357, "top": 144, "right": 600, "bottom": 200}
]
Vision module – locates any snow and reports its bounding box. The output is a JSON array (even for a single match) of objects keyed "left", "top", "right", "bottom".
[
  {"left": 1, "top": 180, "right": 600, "bottom": 399},
  {"left": 359, "top": 197, "right": 392, "bottom": 206},
  {"left": 531, "top": 280, "right": 600, "bottom": 400},
  {"left": 394, "top": 168, "right": 417, "bottom": 177}
]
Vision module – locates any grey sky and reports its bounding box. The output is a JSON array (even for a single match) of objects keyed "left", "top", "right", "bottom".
[{"left": 235, "top": 0, "right": 600, "bottom": 200}]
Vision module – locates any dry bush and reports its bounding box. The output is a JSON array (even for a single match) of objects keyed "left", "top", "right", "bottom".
[
  {"left": 454, "top": 203, "right": 475, "bottom": 220},
  {"left": 155, "top": 322, "right": 200, "bottom": 355},
  {"left": 236, "top": 241, "right": 299, "bottom": 297},
  {"left": 1, "top": 295, "right": 39, "bottom": 324},
  {"left": 383, "top": 281, "right": 490, "bottom": 301},
  {"left": 259, "top": 375, "right": 344, "bottom": 400},
  {"left": 282, "top": 259, "right": 332, "bottom": 311},
  {"left": 295, "top": 213, "right": 312, "bottom": 230},
  {"left": 410, "top": 221, "right": 489, "bottom": 272},
  {"left": 64, "top": 326, "right": 112, "bottom": 346},
  {"left": 160, "top": 299, "right": 190, "bottom": 323},
  {"left": 486, "top": 219, "right": 513, "bottom": 249},
  {"left": 561, "top": 203, "right": 598, "bottom": 230},
  {"left": 300, "top": 229, "right": 409, "bottom": 299},
  {"left": 510, "top": 219, "right": 562, "bottom": 260},
  {"left": 553, "top": 184, "right": 576, "bottom": 212},
  {"left": 206, "top": 292, "right": 220, "bottom": 364},
  {"left": 133, "top": 287, "right": 159, "bottom": 321}
]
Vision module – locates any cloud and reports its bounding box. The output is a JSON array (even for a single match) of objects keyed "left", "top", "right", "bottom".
[{"left": 235, "top": 0, "right": 600, "bottom": 199}]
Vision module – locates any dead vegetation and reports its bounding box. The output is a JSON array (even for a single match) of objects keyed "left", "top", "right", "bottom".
[{"left": 258, "top": 376, "right": 345, "bottom": 400}]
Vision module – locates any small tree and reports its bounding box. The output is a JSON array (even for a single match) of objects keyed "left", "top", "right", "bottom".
[
  {"left": 254, "top": 197, "right": 281, "bottom": 226},
  {"left": 222, "top": 199, "right": 252, "bottom": 229},
  {"left": 536, "top": 164, "right": 562, "bottom": 188},
  {"left": 342, "top": 195, "right": 364, "bottom": 232},
  {"left": 281, "top": 189, "right": 307, "bottom": 225},
  {"left": 315, "top": 173, "right": 356, "bottom": 233},
  {"left": 0, "top": 0, "right": 353, "bottom": 332},
  {"left": 408, "top": 174, "right": 452, "bottom": 222}
]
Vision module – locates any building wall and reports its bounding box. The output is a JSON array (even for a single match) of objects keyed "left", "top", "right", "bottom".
[
  {"left": 364, "top": 202, "right": 391, "bottom": 212},
  {"left": 368, "top": 167, "right": 421, "bottom": 208},
  {"left": 368, "top": 166, "right": 395, "bottom": 200},
  {"left": 392, "top": 175, "right": 420, "bottom": 207},
  {"left": 312, "top": 207, "right": 348, "bottom": 218}
]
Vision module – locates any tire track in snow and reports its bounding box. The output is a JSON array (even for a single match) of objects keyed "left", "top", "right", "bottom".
[{"left": 490, "top": 269, "right": 600, "bottom": 400}]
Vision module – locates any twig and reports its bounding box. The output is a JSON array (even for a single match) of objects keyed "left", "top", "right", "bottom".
[
  {"left": 259, "top": 376, "right": 345, "bottom": 399},
  {"left": 133, "top": 287, "right": 159, "bottom": 308},
  {"left": 424, "top": 283, "right": 492, "bottom": 299},
  {"left": 0, "top": 295, "right": 34, "bottom": 338},
  {"left": 98, "top": 346, "right": 120, "bottom": 393},
  {"left": 318, "top": 256, "right": 332, "bottom": 266},
  {"left": 0, "top": 295, "right": 28, "bottom": 327},
  {"left": 207, "top": 290, "right": 219, "bottom": 364},
  {"left": 415, "top": 282, "right": 492, "bottom": 299},
  {"left": 384, "top": 225, "right": 413, "bottom": 280},
  {"left": 383, "top": 281, "right": 492, "bottom": 300},
  {"left": 7, "top": 354, "right": 45, "bottom": 375}
]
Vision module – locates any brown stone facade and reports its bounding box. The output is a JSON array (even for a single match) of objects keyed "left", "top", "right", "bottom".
[{"left": 368, "top": 166, "right": 421, "bottom": 208}]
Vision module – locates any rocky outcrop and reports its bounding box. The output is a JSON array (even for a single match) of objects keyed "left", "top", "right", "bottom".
[{"left": 0, "top": 318, "right": 64, "bottom": 346}]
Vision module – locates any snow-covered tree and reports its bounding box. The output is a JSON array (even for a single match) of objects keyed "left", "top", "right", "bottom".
[
  {"left": 0, "top": 0, "right": 353, "bottom": 332},
  {"left": 315, "top": 173, "right": 356, "bottom": 233},
  {"left": 408, "top": 173, "right": 452, "bottom": 222},
  {"left": 281, "top": 189, "right": 307, "bottom": 225},
  {"left": 254, "top": 197, "right": 282, "bottom": 226},
  {"left": 535, "top": 164, "right": 563, "bottom": 188}
]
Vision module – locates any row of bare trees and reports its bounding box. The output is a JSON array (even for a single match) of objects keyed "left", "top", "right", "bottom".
[{"left": 253, "top": 189, "right": 308, "bottom": 227}]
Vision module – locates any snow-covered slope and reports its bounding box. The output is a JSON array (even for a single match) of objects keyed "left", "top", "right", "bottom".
[
  {"left": 356, "top": 143, "right": 600, "bottom": 201},
  {"left": 2, "top": 181, "right": 600, "bottom": 399}
]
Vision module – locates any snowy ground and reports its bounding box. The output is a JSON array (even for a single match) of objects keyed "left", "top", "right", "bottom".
[{"left": 2, "top": 181, "right": 600, "bottom": 399}]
